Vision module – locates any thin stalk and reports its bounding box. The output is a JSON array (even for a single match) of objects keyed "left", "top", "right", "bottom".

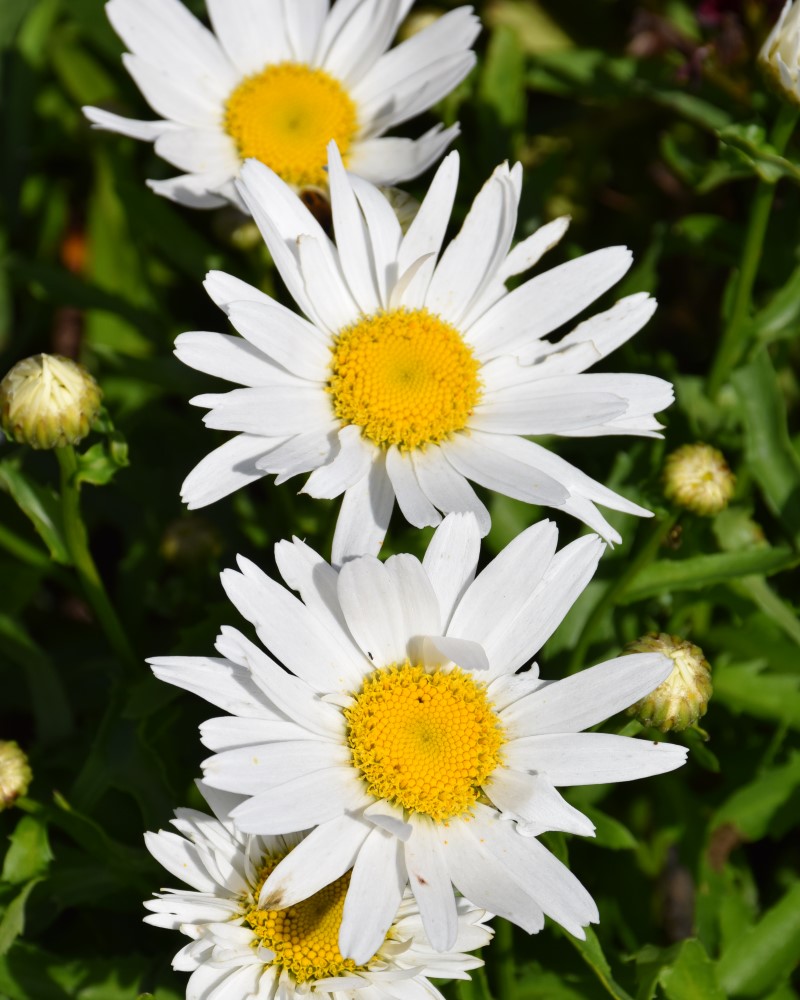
[
  {"left": 56, "top": 445, "right": 137, "bottom": 670},
  {"left": 488, "top": 919, "right": 516, "bottom": 1000},
  {"left": 708, "top": 104, "right": 798, "bottom": 397},
  {"left": 569, "top": 512, "right": 678, "bottom": 672}
]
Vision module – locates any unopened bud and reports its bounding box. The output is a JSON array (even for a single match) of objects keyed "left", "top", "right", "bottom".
[
  {"left": 663, "top": 443, "right": 735, "bottom": 516},
  {"left": 625, "top": 633, "right": 712, "bottom": 732},
  {"left": 759, "top": 1, "right": 800, "bottom": 105},
  {"left": 0, "top": 354, "right": 102, "bottom": 450},
  {"left": 0, "top": 741, "right": 32, "bottom": 810}
]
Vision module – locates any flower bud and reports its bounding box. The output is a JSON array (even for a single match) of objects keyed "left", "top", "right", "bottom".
[
  {"left": 0, "top": 354, "right": 102, "bottom": 450},
  {"left": 759, "top": 1, "right": 800, "bottom": 105},
  {"left": 625, "top": 633, "right": 712, "bottom": 732},
  {"left": 0, "top": 741, "right": 32, "bottom": 810},
  {"left": 663, "top": 443, "right": 735, "bottom": 516}
]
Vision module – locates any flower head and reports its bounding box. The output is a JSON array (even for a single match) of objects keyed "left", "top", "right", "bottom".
[
  {"left": 625, "top": 633, "right": 712, "bottom": 732},
  {"left": 177, "top": 148, "right": 673, "bottom": 559},
  {"left": 145, "top": 782, "right": 492, "bottom": 998},
  {"left": 0, "top": 354, "right": 102, "bottom": 450},
  {"left": 150, "top": 513, "right": 687, "bottom": 960},
  {"left": 0, "top": 741, "right": 32, "bottom": 810},
  {"left": 760, "top": 1, "right": 800, "bottom": 104},
  {"left": 84, "top": 0, "right": 479, "bottom": 209},
  {"left": 663, "top": 443, "right": 735, "bottom": 516}
]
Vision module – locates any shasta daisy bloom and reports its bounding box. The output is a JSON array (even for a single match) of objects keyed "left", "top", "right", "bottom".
[
  {"left": 177, "top": 146, "right": 673, "bottom": 560},
  {"left": 145, "top": 782, "right": 492, "bottom": 999},
  {"left": 83, "top": 0, "right": 478, "bottom": 209},
  {"left": 149, "top": 513, "right": 688, "bottom": 962}
]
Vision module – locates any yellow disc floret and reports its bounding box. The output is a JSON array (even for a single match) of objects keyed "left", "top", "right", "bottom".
[
  {"left": 328, "top": 309, "right": 482, "bottom": 451},
  {"left": 344, "top": 663, "right": 504, "bottom": 822},
  {"left": 246, "top": 860, "right": 372, "bottom": 984},
  {"left": 224, "top": 62, "right": 358, "bottom": 188}
]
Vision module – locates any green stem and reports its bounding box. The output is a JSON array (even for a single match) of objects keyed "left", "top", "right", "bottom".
[
  {"left": 488, "top": 919, "right": 516, "bottom": 1000},
  {"left": 708, "top": 104, "right": 798, "bottom": 397},
  {"left": 569, "top": 513, "right": 678, "bottom": 672},
  {"left": 56, "top": 446, "right": 137, "bottom": 671}
]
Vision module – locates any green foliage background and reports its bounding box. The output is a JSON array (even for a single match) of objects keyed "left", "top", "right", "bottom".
[{"left": 1, "top": 0, "right": 799, "bottom": 997}]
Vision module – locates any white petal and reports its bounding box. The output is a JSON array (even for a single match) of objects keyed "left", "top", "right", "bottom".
[
  {"left": 222, "top": 558, "right": 364, "bottom": 689},
  {"left": 320, "top": 0, "right": 399, "bottom": 87},
  {"left": 206, "top": 0, "right": 290, "bottom": 75},
  {"left": 442, "top": 433, "right": 569, "bottom": 507},
  {"left": 204, "top": 271, "right": 272, "bottom": 311},
  {"left": 181, "top": 434, "right": 272, "bottom": 509},
  {"left": 397, "top": 150, "right": 458, "bottom": 278},
  {"left": 283, "top": 0, "right": 328, "bottom": 63},
  {"left": 404, "top": 817, "right": 458, "bottom": 951},
  {"left": 426, "top": 164, "right": 518, "bottom": 327},
  {"left": 486, "top": 770, "right": 595, "bottom": 837},
  {"left": 422, "top": 512, "right": 481, "bottom": 629},
  {"left": 147, "top": 171, "right": 229, "bottom": 208},
  {"left": 506, "top": 732, "right": 688, "bottom": 785},
  {"left": 225, "top": 299, "right": 331, "bottom": 379},
  {"left": 327, "top": 142, "right": 381, "bottom": 315},
  {"left": 303, "top": 425, "right": 374, "bottom": 499},
  {"left": 260, "top": 814, "right": 371, "bottom": 908},
  {"left": 175, "top": 332, "right": 300, "bottom": 388},
  {"left": 230, "top": 767, "right": 368, "bottom": 834},
  {"left": 467, "top": 247, "right": 634, "bottom": 359},
  {"left": 348, "top": 170, "right": 403, "bottom": 307},
  {"left": 332, "top": 452, "right": 394, "bottom": 566},
  {"left": 200, "top": 716, "right": 312, "bottom": 752},
  {"left": 340, "top": 826, "right": 407, "bottom": 964},
  {"left": 484, "top": 533, "right": 605, "bottom": 677},
  {"left": 144, "top": 830, "right": 218, "bottom": 893},
  {"left": 297, "top": 233, "right": 360, "bottom": 333},
  {"left": 148, "top": 654, "right": 271, "bottom": 718},
  {"left": 447, "top": 520, "right": 559, "bottom": 673},
  {"left": 386, "top": 446, "right": 442, "bottom": 529},
  {"left": 347, "top": 125, "right": 461, "bottom": 187},
  {"left": 154, "top": 127, "right": 238, "bottom": 175},
  {"left": 471, "top": 385, "right": 628, "bottom": 436},
  {"left": 121, "top": 53, "right": 220, "bottom": 128},
  {"left": 259, "top": 427, "right": 339, "bottom": 483},
  {"left": 83, "top": 105, "right": 174, "bottom": 140},
  {"left": 201, "top": 385, "right": 332, "bottom": 436},
  {"left": 107, "top": 0, "right": 236, "bottom": 97},
  {"left": 203, "top": 741, "right": 347, "bottom": 794},
  {"left": 504, "top": 653, "right": 674, "bottom": 735},
  {"left": 411, "top": 446, "right": 490, "bottom": 535},
  {"left": 422, "top": 635, "right": 490, "bottom": 673}
]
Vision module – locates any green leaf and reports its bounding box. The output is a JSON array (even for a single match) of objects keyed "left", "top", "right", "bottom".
[
  {"left": 480, "top": 24, "right": 526, "bottom": 131},
  {"left": 712, "top": 753, "right": 800, "bottom": 841},
  {"left": 1, "top": 817, "right": 52, "bottom": 885},
  {"left": 566, "top": 928, "right": 635, "bottom": 1000},
  {"left": 713, "top": 660, "right": 800, "bottom": 729},
  {"left": 751, "top": 263, "right": 800, "bottom": 345},
  {"left": 582, "top": 808, "right": 637, "bottom": 850},
  {"left": 658, "top": 939, "right": 725, "bottom": 1000},
  {"left": 717, "top": 123, "right": 800, "bottom": 184},
  {"left": 0, "top": 460, "right": 70, "bottom": 564},
  {"left": 622, "top": 547, "right": 800, "bottom": 603},
  {"left": 0, "top": 878, "right": 43, "bottom": 956},
  {"left": 75, "top": 437, "right": 129, "bottom": 487},
  {"left": 717, "top": 882, "right": 800, "bottom": 997},
  {"left": 733, "top": 351, "right": 800, "bottom": 544}
]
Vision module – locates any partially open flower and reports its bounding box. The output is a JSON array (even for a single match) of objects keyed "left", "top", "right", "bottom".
[
  {"left": 759, "top": 1, "right": 800, "bottom": 105},
  {"left": 663, "top": 443, "right": 735, "bottom": 516},
  {"left": 626, "top": 633, "right": 712, "bottom": 732},
  {"left": 0, "top": 354, "right": 102, "bottom": 450},
  {"left": 0, "top": 741, "right": 32, "bottom": 810}
]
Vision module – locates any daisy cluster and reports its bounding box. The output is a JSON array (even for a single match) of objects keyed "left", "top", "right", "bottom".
[{"left": 84, "top": 1, "right": 688, "bottom": 996}]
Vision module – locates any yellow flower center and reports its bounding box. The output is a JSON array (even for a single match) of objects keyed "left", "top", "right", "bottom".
[
  {"left": 246, "top": 861, "right": 373, "bottom": 984},
  {"left": 344, "top": 663, "right": 505, "bottom": 822},
  {"left": 328, "top": 309, "right": 482, "bottom": 451},
  {"left": 224, "top": 62, "right": 358, "bottom": 188}
]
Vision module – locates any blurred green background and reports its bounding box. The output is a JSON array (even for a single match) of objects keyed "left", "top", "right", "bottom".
[{"left": 1, "top": 0, "right": 799, "bottom": 997}]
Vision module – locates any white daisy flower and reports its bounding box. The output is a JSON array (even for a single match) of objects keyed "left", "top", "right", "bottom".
[
  {"left": 146, "top": 781, "right": 492, "bottom": 999},
  {"left": 176, "top": 146, "right": 673, "bottom": 560},
  {"left": 149, "top": 513, "right": 688, "bottom": 963},
  {"left": 83, "top": 0, "right": 479, "bottom": 209}
]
